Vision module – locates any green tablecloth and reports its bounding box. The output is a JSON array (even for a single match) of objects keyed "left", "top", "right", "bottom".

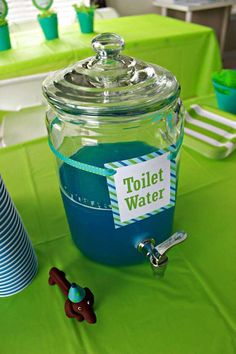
[
  {"left": 0, "top": 15, "right": 221, "bottom": 99},
  {"left": 0, "top": 95, "right": 236, "bottom": 354}
]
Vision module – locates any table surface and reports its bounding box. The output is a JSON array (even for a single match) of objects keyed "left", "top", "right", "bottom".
[
  {"left": 0, "top": 14, "right": 221, "bottom": 99},
  {"left": 153, "top": 0, "right": 235, "bottom": 11},
  {"left": 0, "top": 94, "right": 236, "bottom": 354}
]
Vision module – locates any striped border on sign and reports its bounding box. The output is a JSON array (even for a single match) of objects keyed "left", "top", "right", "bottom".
[{"left": 105, "top": 144, "right": 177, "bottom": 229}]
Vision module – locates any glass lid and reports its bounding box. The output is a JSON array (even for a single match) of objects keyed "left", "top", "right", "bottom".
[{"left": 43, "top": 33, "right": 180, "bottom": 117}]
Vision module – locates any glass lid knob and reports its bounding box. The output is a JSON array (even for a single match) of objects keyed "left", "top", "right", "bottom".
[
  {"left": 42, "top": 32, "right": 180, "bottom": 117},
  {"left": 92, "top": 33, "right": 125, "bottom": 59}
]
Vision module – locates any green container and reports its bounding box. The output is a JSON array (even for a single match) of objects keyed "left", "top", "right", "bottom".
[
  {"left": 38, "top": 13, "right": 58, "bottom": 41},
  {"left": 212, "top": 70, "right": 236, "bottom": 114},
  {"left": 0, "top": 24, "right": 11, "bottom": 51},
  {"left": 76, "top": 11, "right": 94, "bottom": 34}
]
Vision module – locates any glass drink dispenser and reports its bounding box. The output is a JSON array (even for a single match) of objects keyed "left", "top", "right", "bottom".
[{"left": 43, "top": 33, "right": 185, "bottom": 268}]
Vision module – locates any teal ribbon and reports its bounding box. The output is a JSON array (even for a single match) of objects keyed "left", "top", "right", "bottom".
[
  {"left": 48, "top": 140, "right": 116, "bottom": 177},
  {"left": 49, "top": 133, "right": 183, "bottom": 177},
  {"left": 169, "top": 131, "right": 184, "bottom": 160}
]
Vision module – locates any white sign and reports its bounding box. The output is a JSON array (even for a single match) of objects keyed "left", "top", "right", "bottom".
[
  {"left": 32, "top": 0, "right": 53, "bottom": 11},
  {"left": 0, "top": 3, "right": 3, "bottom": 16},
  {"left": 105, "top": 147, "right": 176, "bottom": 229},
  {"left": 0, "top": 0, "right": 8, "bottom": 19}
]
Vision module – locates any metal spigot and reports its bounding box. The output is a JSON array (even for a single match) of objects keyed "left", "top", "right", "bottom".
[{"left": 138, "top": 231, "right": 187, "bottom": 275}]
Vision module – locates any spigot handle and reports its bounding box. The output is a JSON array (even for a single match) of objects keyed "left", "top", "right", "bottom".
[
  {"left": 137, "top": 231, "right": 187, "bottom": 276},
  {"left": 155, "top": 231, "right": 187, "bottom": 256}
]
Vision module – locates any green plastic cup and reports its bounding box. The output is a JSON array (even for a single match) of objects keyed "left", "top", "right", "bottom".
[
  {"left": 0, "top": 24, "right": 11, "bottom": 51},
  {"left": 38, "top": 13, "right": 59, "bottom": 41},
  {"left": 212, "top": 70, "right": 236, "bottom": 114},
  {"left": 76, "top": 11, "right": 94, "bottom": 34}
]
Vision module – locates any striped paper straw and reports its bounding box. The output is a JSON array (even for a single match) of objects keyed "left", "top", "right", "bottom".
[{"left": 0, "top": 175, "right": 38, "bottom": 297}]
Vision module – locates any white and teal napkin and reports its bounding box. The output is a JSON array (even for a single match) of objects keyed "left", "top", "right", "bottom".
[{"left": 184, "top": 104, "right": 236, "bottom": 159}]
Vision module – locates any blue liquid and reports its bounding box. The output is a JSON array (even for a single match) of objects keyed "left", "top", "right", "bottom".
[{"left": 60, "top": 142, "right": 175, "bottom": 266}]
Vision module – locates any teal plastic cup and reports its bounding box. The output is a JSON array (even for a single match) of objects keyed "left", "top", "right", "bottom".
[
  {"left": 213, "top": 80, "right": 236, "bottom": 114},
  {"left": 76, "top": 11, "right": 94, "bottom": 33},
  {"left": 38, "top": 13, "right": 59, "bottom": 41},
  {"left": 0, "top": 25, "right": 11, "bottom": 51}
]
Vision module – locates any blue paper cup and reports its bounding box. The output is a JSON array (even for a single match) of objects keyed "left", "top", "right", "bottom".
[
  {"left": 0, "top": 176, "right": 38, "bottom": 297},
  {"left": 0, "top": 25, "right": 11, "bottom": 51},
  {"left": 38, "top": 14, "right": 59, "bottom": 41},
  {"left": 76, "top": 11, "right": 94, "bottom": 34}
]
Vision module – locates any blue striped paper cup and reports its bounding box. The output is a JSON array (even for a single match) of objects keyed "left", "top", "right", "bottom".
[{"left": 0, "top": 175, "right": 38, "bottom": 297}]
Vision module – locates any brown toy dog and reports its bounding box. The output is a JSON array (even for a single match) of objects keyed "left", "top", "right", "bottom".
[{"left": 48, "top": 267, "right": 96, "bottom": 324}]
